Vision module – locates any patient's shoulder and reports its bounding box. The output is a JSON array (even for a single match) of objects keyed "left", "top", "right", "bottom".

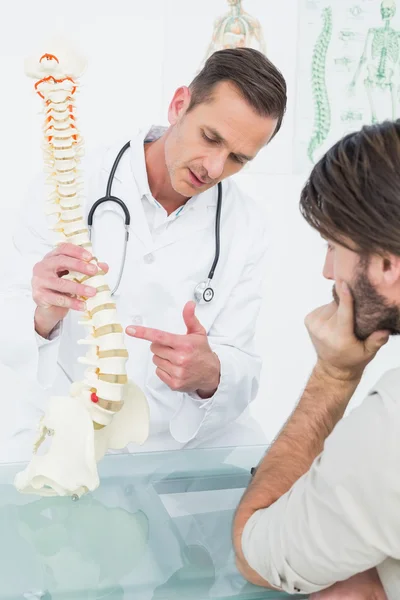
[{"left": 369, "top": 367, "right": 400, "bottom": 403}]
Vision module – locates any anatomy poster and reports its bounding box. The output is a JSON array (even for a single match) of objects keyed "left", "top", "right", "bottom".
[
  {"left": 162, "top": 0, "right": 298, "bottom": 174},
  {"left": 294, "top": 0, "right": 400, "bottom": 173},
  {"left": 199, "top": 0, "right": 267, "bottom": 68}
]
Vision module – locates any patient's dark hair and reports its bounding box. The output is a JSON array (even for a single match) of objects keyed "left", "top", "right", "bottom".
[
  {"left": 188, "top": 48, "right": 287, "bottom": 138},
  {"left": 300, "top": 120, "right": 400, "bottom": 257}
]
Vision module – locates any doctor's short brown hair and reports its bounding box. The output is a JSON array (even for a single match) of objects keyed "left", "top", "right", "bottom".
[
  {"left": 299, "top": 119, "right": 400, "bottom": 257},
  {"left": 188, "top": 48, "right": 287, "bottom": 138}
]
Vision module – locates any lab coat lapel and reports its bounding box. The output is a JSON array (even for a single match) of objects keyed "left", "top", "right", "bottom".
[
  {"left": 98, "top": 135, "right": 219, "bottom": 253},
  {"left": 120, "top": 177, "right": 153, "bottom": 251},
  {"left": 99, "top": 142, "right": 153, "bottom": 251}
]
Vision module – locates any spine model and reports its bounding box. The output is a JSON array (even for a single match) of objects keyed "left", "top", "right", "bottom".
[
  {"left": 38, "top": 53, "right": 127, "bottom": 429},
  {"left": 15, "top": 40, "right": 149, "bottom": 498}
]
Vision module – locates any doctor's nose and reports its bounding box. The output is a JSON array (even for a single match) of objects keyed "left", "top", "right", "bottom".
[{"left": 203, "top": 152, "right": 226, "bottom": 181}]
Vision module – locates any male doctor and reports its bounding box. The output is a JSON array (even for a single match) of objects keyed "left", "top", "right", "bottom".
[{"left": 1, "top": 48, "right": 287, "bottom": 452}]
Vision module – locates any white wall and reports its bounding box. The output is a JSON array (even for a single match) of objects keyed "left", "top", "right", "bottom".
[{"left": 1, "top": 0, "right": 400, "bottom": 443}]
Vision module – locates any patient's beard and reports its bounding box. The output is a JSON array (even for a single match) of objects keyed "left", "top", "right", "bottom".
[{"left": 332, "top": 264, "right": 400, "bottom": 341}]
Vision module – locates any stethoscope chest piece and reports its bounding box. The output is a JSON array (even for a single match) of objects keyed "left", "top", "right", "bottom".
[{"left": 194, "top": 280, "right": 214, "bottom": 303}]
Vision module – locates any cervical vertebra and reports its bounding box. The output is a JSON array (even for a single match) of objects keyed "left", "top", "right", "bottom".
[{"left": 15, "top": 39, "right": 149, "bottom": 497}]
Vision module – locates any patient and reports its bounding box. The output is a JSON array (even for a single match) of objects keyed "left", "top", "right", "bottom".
[{"left": 233, "top": 120, "right": 400, "bottom": 599}]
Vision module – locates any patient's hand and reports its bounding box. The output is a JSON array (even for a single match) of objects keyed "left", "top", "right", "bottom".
[{"left": 310, "top": 569, "right": 387, "bottom": 599}]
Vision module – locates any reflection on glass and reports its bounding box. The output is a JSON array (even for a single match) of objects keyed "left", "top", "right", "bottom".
[{"left": 0, "top": 447, "right": 306, "bottom": 599}]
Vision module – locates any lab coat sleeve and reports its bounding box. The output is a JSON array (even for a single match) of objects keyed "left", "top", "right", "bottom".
[
  {"left": 0, "top": 147, "right": 106, "bottom": 393},
  {"left": 169, "top": 218, "right": 267, "bottom": 446},
  {"left": 0, "top": 173, "right": 61, "bottom": 390},
  {"left": 241, "top": 387, "right": 400, "bottom": 596}
]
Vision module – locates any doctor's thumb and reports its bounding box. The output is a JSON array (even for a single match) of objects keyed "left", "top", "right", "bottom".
[{"left": 183, "top": 301, "right": 207, "bottom": 336}]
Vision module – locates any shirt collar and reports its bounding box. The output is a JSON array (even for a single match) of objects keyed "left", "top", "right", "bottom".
[{"left": 129, "top": 124, "right": 167, "bottom": 200}]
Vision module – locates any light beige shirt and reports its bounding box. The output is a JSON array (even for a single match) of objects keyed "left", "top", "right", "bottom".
[{"left": 242, "top": 367, "right": 400, "bottom": 598}]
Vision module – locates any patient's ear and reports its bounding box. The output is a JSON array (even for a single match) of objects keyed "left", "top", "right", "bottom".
[
  {"left": 380, "top": 254, "right": 400, "bottom": 286},
  {"left": 366, "top": 253, "right": 400, "bottom": 290}
]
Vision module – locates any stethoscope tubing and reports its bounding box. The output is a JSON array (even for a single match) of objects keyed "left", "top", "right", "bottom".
[{"left": 86, "top": 141, "right": 222, "bottom": 298}]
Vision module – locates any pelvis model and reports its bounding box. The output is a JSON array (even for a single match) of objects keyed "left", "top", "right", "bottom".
[{"left": 15, "top": 39, "right": 150, "bottom": 498}]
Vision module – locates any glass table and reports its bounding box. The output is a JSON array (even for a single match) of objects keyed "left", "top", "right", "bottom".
[{"left": 0, "top": 446, "right": 308, "bottom": 599}]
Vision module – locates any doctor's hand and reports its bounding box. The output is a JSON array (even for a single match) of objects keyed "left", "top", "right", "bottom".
[
  {"left": 305, "top": 280, "right": 390, "bottom": 382},
  {"left": 126, "top": 301, "right": 221, "bottom": 399},
  {"left": 32, "top": 243, "right": 109, "bottom": 340}
]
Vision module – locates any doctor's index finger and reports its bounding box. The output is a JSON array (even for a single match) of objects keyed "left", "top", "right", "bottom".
[
  {"left": 126, "top": 325, "right": 179, "bottom": 347},
  {"left": 48, "top": 243, "right": 93, "bottom": 262}
]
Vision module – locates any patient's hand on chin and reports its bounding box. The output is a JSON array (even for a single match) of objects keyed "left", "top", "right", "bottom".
[{"left": 309, "top": 569, "right": 387, "bottom": 600}]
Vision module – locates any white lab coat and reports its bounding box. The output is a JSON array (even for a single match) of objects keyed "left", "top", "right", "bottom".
[{"left": 0, "top": 126, "right": 268, "bottom": 454}]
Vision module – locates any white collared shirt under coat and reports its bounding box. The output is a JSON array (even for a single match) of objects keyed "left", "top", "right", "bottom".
[{"left": 0, "top": 126, "right": 268, "bottom": 452}]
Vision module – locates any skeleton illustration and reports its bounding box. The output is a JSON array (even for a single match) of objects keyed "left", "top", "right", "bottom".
[
  {"left": 349, "top": 5, "right": 363, "bottom": 19},
  {"left": 350, "top": 0, "right": 400, "bottom": 123},
  {"left": 308, "top": 6, "right": 333, "bottom": 163},
  {"left": 334, "top": 56, "right": 354, "bottom": 70},
  {"left": 14, "top": 39, "right": 150, "bottom": 498},
  {"left": 339, "top": 30, "right": 352, "bottom": 43},
  {"left": 202, "top": 0, "right": 266, "bottom": 63},
  {"left": 340, "top": 109, "right": 363, "bottom": 122}
]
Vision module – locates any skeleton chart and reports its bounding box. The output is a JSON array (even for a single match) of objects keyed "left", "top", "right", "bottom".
[{"left": 294, "top": 0, "right": 400, "bottom": 173}]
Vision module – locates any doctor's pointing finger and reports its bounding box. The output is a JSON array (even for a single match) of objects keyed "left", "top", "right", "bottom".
[{"left": 126, "top": 301, "right": 221, "bottom": 398}]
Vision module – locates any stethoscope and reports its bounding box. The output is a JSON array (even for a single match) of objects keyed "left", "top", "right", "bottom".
[{"left": 87, "top": 141, "right": 222, "bottom": 303}]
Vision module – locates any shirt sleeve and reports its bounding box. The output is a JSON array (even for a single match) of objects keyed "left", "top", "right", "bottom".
[
  {"left": 0, "top": 172, "right": 58, "bottom": 384},
  {"left": 0, "top": 147, "right": 105, "bottom": 390},
  {"left": 34, "top": 321, "right": 63, "bottom": 388},
  {"left": 241, "top": 386, "right": 400, "bottom": 595}
]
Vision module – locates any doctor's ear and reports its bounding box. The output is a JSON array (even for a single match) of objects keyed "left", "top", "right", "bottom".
[{"left": 168, "top": 86, "right": 192, "bottom": 125}]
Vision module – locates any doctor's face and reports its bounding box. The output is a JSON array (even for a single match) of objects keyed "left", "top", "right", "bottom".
[
  {"left": 322, "top": 239, "right": 400, "bottom": 340},
  {"left": 164, "top": 82, "right": 278, "bottom": 197}
]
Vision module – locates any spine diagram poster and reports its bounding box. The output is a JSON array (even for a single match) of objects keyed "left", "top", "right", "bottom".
[{"left": 295, "top": 0, "right": 400, "bottom": 173}]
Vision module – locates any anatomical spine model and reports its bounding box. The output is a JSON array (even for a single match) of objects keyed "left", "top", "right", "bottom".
[{"left": 15, "top": 40, "right": 149, "bottom": 498}]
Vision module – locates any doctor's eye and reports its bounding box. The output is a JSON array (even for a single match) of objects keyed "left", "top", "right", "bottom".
[
  {"left": 201, "top": 131, "right": 218, "bottom": 144},
  {"left": 230, "top": 154, "right": 246, "bottom": 165}
]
